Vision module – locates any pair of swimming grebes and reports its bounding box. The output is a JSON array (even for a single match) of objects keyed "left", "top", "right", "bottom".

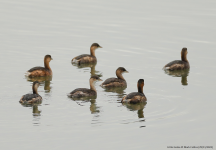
[{"left": 20, "top": 43, "right": 190, "bottom": 104}]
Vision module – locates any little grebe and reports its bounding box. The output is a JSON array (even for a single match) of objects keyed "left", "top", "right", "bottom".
[
  {"left": 25, "top": 55, "right": 53, "bottom": 77},
  {"left": 68, "top": 75, "right": 102, "bottom": 98},
  {"left": 20, "top": 81, "right": 42, "bottom": 104},
  {"left": 163, "top": 48, "right": 190, "bottom": 70},
  {"left": 122, "top": 79, "right": 147, "bottom": 104},
  {"left": 72, "top": 43, "right": 102, "bottom": 64},
  {"left": 101, "top": 67, "right": 128, "bottom": 87}
]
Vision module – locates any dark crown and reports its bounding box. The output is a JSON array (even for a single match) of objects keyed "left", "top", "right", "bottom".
[
  {"left": 117, "top": 67, "right": 127, "bottom": 72},
  {"left": 91, "top": 43, "right": 100, "bottom": 47},
  {"left": 138, "top": 79, "right": 144, "bottom": 84},
  {"left": 91, "top": 75, "right": 100, "bottom": 80}
]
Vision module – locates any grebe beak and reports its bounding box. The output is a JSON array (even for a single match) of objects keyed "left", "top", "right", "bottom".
[
  {"left": 51, "top": 58, "right": 53, "bottom": 60},
  {"left": 99, "top": 46, "right": 102, "bottom": 48},
  {"left": 125, "top": 71, "right": 129, "bottom": 73},
  {"left": 98, "top": 79, "right": 103, "bottom": 81}
]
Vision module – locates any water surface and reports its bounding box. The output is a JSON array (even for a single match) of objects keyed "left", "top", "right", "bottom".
[{"left": 0, "top": 0, "right": 215, "bottom": 149}]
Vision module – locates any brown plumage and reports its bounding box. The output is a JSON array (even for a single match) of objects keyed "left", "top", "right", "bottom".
[
  {"left": 72, "top": 43, "right": 102, "bottom": 64},
  {"left": 68, "top": 75, "right": 102, "bottom": 98},
  {"left": 101, "top": 67, "right": 128, "bottom": 87},
  {"left": 122, "top": 79, "right": 147, "bottom": 104},
  {"left": 163, "top": 48, "right": 190, "bottom": 71},
  {"left": 19, "top": 81, "right": 42, "bottom": 104},
  {"left": 25, "top": 55, "right": 53, "bottom": 77}
]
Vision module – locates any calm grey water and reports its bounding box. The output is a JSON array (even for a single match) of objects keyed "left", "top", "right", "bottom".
[{"left": 0, "top": 0, "right": 215, "bottom": 149}]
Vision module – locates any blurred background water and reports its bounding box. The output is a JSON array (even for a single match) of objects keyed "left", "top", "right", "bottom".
[{"left": 0, "top": 0, "right": 215, "bottom": 149}]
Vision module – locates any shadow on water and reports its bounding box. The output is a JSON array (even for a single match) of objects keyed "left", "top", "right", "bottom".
[
  {"left": 25, "top": 76, "right": 52, "bottom": 92},
  {"left": 164, "top": 69, "right": 190, "bottom": 86},
  {"left": 69, "top": 96, "right": 100, "bottom": 114},
  {"left": 71, "top": 62, "right": 102, "bottom": 77},
  {"left": 122, "top": 102, "right": 147, "bottom": 119}
]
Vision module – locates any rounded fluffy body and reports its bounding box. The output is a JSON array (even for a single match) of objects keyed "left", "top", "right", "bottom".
[
  {"left": 68, "top": 75, "right": 102, "bottom": 98},
  {"left": 72, "top": 54, "right": 97, "bottom": 64},
  {"left": 122, "top": 92, "right": 146, "bottom": 104},
  {"left": 163, "top": 48, "right": 190, "bottom": 71},
  {"left": 101, "top": 67, "right": 128, "bottom": 87},
  {"left": 25, "top": 55, "right": 53, "bottom": 77},
  {"left": 19, "top": 81, "right": 42, "bottom": 104},
  {"left": 68, "top": 88, "right": 96, "bottom": 98},
  {"left": 101, "top": 78, "right": 126, "bottom": 87},
  {"left": 122, "top": 79, "right": 146, "bottom": 104},
  {"left": 19, "top": 94, "right": 42, "bottom": 104},
  {"left": 72, "top": 43, "right": 102, "bottom": 64}
]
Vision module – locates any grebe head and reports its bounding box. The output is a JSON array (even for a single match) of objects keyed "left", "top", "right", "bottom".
[
  {"left": 91, "top": 43, "right": 102, "bottom": 50},
  {"left": 116, "top": 67, "right": 129, "bottom": 74},
  {"left": 90, "top": 75, "right": 103, "bottom": 82},
  {"left": 32, "top": 81, "right": 40, "bottom": 94},
  {"left": 181, "top": 48, "right": 187, "bottom": 55},
  {"left": 44, "top": 55, "right": 53, "bottom": 62},
  {"left": 137, "top": 79, "right": 144, "bottom": 93},
  {"left": 181, "top": 48, "right": 188, "bottom": 61}
]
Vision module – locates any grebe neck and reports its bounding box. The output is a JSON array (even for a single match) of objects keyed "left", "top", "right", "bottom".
[
  {"left": 90, "top": 47, "right": 96, "bottom": 57},
  {"left": 32, "top": 85, "right": 38, "bottom": 94},
  {"left": 89, "top": 78, "right": 96, "bottom": 92},
  {"left": 137, "top": 83, "right": 144, "bottom": 93},
  {"left": 181, "top": 53, "right": 188, "bottom": 62},
  {"left": 44, "top": 60, "right": 52, "bottom": 71},
  {"left": 116, "top": 70, "right": 125, "bottom": 80}
]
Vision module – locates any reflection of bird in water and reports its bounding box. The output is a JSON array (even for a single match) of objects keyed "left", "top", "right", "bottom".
[
  {"left": 122, "top": 102, "right": 147, "bottom": 118},
  {"left": 102, "top": 86, "right": 126, "bottom": 99},
  {"left": 25, "top": 76, "right": 52, "bottom": 92},
  {"left": 164, "top": 69, "right": 189, "bottom": 86},
  {"left": 69, "top": 96, "right": 100, "bottom": 114},
  {"left": 90, "top": 99, "right": 100, "bottom": 114},
  {"left": 72, "top": 62, "right": 102, "bottom": 77},
  {"left": 32, "top": 104, "right": 41, "bottom": 116},
  {"left": 19, "top": 103, "right": 42, "bottom": 116}
]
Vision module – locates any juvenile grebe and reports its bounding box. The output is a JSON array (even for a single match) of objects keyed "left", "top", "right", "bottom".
[
  {"left": 163, "top": 48, "right": 190, "bottom": 70},
  {"left": 122, "top": 79, "right": 147, "bottom": 104},
  {"left": 101, "top": 67, "right": 128, "bottom": 87},
  {"left": 19, "top": 81, "right": 42, "bottom": 104},
  {"left": 68, "top": 75, "right": 102, "bottom": 98},
  {"left": 72, "top": 43, "right": 102, "bottom": 64},
  {"left": 25, "top": 55, "right": 53, "bottom": 77}
]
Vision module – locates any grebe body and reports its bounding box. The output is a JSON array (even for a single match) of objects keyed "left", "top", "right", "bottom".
[
  {"left": 25, "top": 55, "right": 53, "bottom": 77},
  {"left": 68, "top": 75, "right": 102, "bottom": 98},
  {"left": 101, "top": 67, "right": 128, "bottom": 87},
  {"left": 122, "top": 79, "right": 146, "bottom": 104},
  {"left": 163, "top": 48, "right": 189, "bottom": 70},
  {"left": 72, "top": 43, "right": 102, "bottom": 64},
  {"left": 20, "top": 81, "right": 42, "bottom": 104}
]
